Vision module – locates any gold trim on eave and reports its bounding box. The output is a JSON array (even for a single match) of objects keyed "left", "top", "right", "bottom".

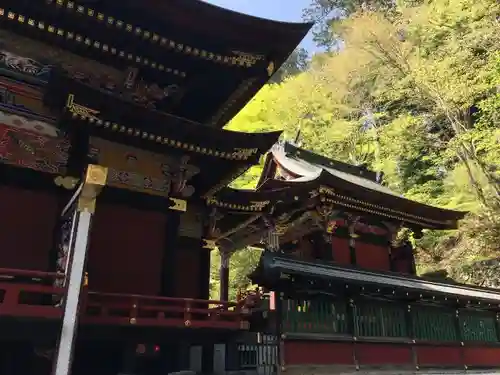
[
  {"left": 317, "top": 185, "right": 451, "bottom": 226},
  {"left": 0, "top": 9, "right": 186, "bottom": 77},
  {"left": 206, "top": 198, "right": 270, "bottom": 212},
  {"left": 65, "top": 94, "right": 259, "bottom": 161},
  {"left": 202, "top": 239, "right": 217, "bottom": 250},
  {"left": 46, "top": 0, "right": 265, "bottom": 68}
]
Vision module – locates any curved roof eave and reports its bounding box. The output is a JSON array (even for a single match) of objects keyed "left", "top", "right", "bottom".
[{"left": 270, "top": 145, "right": 467, "bottom": 228}]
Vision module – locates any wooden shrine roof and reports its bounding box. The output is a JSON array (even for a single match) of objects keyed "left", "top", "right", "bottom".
[
  {"left": 253, "top": 252, "right": 500, "bottom": 308},
  {"left": 203, "top": 141, "right": 467, "bottom": 252},
  {"left": 42, "top": 71, "right": 282, "bottom": 197},
  {"left": 0, "top": 0, "right": 311, "bottom": 127},
  {"left": 264, "top": 142, "right": 467, "bottom": 230}
]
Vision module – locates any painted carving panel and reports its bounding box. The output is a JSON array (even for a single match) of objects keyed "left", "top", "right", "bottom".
[
  {"left": 89, "top": 137, "right": 198, "bottom": 197},
  {"left": 0, "top": 76, "right": 56, "bottom": 120},
  {"left": 0, "top": 30, "right": 183, "bottom": 110},
  {"left": 0, "top": 111, "right": 69, "bottom": 174}
]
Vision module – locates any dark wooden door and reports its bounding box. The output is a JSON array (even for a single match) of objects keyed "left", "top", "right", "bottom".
[
  {"left": 87, "top": 203, "right": 167, "bottom": 295},
  {"left": 0, "top": 186, "right": 58, "bottom": 270}
]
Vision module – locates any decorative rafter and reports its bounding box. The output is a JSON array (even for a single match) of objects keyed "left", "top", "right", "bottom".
[{"left": 46, "top": 0, "right": 266, "bottom": 68}]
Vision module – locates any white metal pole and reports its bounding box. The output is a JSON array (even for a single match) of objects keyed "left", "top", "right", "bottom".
[{"left": 52, "top": 210, "right": 92, "bottom": 375}]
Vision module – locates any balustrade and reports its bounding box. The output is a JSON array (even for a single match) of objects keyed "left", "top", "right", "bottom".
[
  {"left": 0, "top": 268, "right": 249, "bottom": 330},
  {"left": 280, "top": 295, "right": 500, "bottom": 345},
  {"left": 412, "top": 305, "right": 457, "bottom": 342},
  {"left": 282, "top": 298, "right": 349, "bottom": 335},
  {"left": 460, "top": 310, "right": 498, "bottom": 343},
  {"left": 0, "top": 268, "right": 65, "bottom": 318}
]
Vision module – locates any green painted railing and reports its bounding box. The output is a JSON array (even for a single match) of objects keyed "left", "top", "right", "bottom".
[
  {"left": 412, "top": 306, "right": 457, "bottom": 342},
  {"left": 280, "top": 297, "right": 500, "bottom": 344},
  {"left": 460, "top": 311, "right": 498, "bottom": 343},
  {"left": 354, "top": 302, "right": 407, "bottom": 337},
  {"left": 282, "top": 298, "right": 349, "bottom": 334}
]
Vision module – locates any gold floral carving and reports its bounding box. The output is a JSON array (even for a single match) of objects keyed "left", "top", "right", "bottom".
[
  {"left": 54, "top": 176, "right": 80, "bottom": 190},
  {"left": 231, "top": 148, "right": 258, "bottom": 160},
  {"left": 231, "top": 51, "right": 265, "bottom": 67},
  {"left": 205, "top": 198, "right": 270, "bottom": 212},
  {"left": 202, "top": 239, "right": 217, "bottom": 250},
  {"left": 318, "top": 186, "right": 335, "bottom": 196},
  {"left": 169, "top": 197, "right": 187, "bottom": 212},
  {"left": 249, "top": 201, "right": 270, "bottom": 211},
  {"left": 66, "top": 94, "right": 100, "bottom": 121},
  {"left": 275, "top": 224, "right": 288, "bottom": 236}
]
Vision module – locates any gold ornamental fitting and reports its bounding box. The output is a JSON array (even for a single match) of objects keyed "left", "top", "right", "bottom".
[{"left": 77, "top": 164, "right": 108, "bottom": 213}]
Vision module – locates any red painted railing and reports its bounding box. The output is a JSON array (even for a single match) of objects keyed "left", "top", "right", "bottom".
[
  {"left": 0, "top": 268, "right": 249, "bottom": 330},
  {"left": 0, "top": 268, "right": 65, "bottom": 318},
  {"left": 83, "top": 291, "right": 249, "bottom": 329}
]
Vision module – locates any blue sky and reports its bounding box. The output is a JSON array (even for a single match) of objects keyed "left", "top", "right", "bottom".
[{"left": 202, "top": 0, "right": 316, "bottom": 52}]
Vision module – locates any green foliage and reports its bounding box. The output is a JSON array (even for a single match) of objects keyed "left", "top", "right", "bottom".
[
  {"left": 215, "top": 0, "right": 500, "bottom": 297},
  {"left": 302, "top": 0, "right": 398, "bottom": 49},
  {"left": 209, "top": 248, "right": 262, "bottom": 301}
]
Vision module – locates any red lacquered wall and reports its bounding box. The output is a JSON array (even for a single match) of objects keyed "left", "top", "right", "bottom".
[
  {"left": 331, "top": 237, "right": 351, "bottom": 265},
  {"left": 356, "top": 343, "right": 412, "bottom": 366},
  {"left": 463, "top": 347, "right": 500, "bottom": 367},
  {"left": 415, "top": 345, "right": 462, "bottom": 366},
  {"left": 0, "top": 186, "right": 58, "bottom": 270},
  {"left": 175, "top": 249, "right": 200, "bottom": 299},
  {"left": 88, "top": 203, "right": 167, "bottom": 295},
  {"left": 355, "top": 242, "right": 390, "bottom": 271},
  {"left": 284, "top": 341, "right": 354, "bottom": 366}
]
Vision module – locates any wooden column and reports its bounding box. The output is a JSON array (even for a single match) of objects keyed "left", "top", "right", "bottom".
[
  {"left": 52, "top": 165, "right": 107, "bottom": 375},
  {"left": 198, "top": 248, "right": 211, "bottom": 300},
  {"left": 161, "top": 211, "right": 181, "bottom": 296},
  {"left": 219, "top": 250, "right": 230, "bottom": 302},
  {"left": 199, "top": 209, "right": 213, "bottom": 300},
  {"left": 406, "top": 303, "right": 419, "bottom": 370},
  {"left": 276, "top": 291, "right": 285, "bottom": 375},
  {"left": 347, "top": 220, "right": 358, "bottom": 266},
  {"left": 454, "top": 307, "right": 467, "bottom": 370},
  {"left": 346, "top": 293, "right": 359, "bottom": 370}
]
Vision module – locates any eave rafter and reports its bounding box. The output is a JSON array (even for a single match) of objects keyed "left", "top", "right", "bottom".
[{"left": 46, "top": 0, "right": 271, "bottom": 70}]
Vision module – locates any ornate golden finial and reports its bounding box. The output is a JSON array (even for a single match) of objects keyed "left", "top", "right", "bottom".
[
  {"left": 66, "top": 94, "right": 100, "bottom": 121},
  {"left": 267, "top": 61, "right": 275, "bottom": 77}
]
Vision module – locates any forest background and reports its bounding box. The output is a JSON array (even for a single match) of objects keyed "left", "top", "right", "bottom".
[{"left": 210, "top": 0, "right": 500, "bottom": 300}]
